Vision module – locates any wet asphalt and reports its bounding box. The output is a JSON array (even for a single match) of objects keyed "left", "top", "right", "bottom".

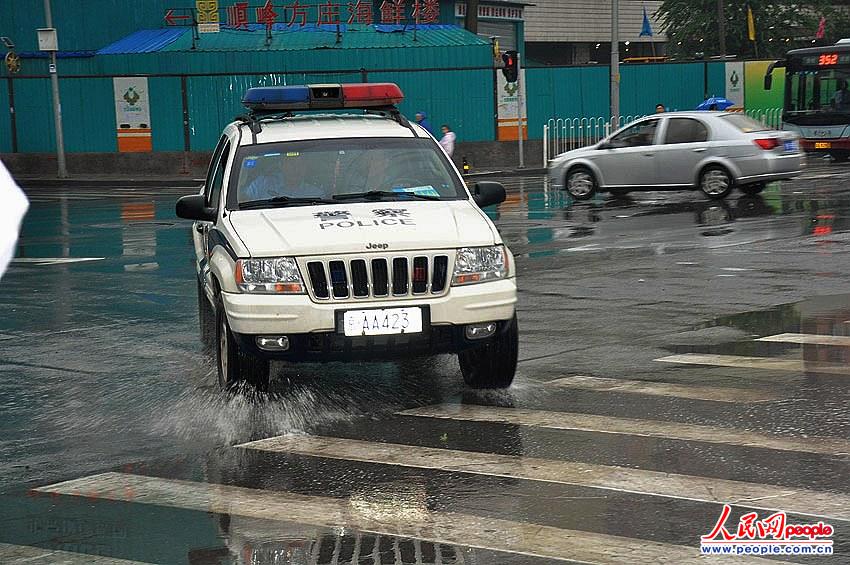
[{"left": 2, "top": 164, "right": 850, "bottom": 564}]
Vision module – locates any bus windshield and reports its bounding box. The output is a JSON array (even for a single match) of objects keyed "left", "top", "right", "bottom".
[{"left": 787, "top": 67, "right": 850, "bottom": 117}]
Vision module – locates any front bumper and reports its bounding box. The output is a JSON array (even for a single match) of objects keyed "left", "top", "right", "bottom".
[
  {"left": 232, "top": 315, "right": 515, "bottom": 361},
  {"left": 221, "top": 277, "right": 517, "bottom": 335}
]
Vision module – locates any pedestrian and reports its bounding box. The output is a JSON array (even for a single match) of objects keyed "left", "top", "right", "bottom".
[
  {"left": 414, "top": 111, "right": 432, "bottom": 135},
  {"left": 833, "top": 79, "right": 850, "bottom": 111},
  {"left": 439, "top": 124, "right": 456, "bottom": 157},
  {"left": 655, "top": 103, "right": 666, "bottom": 113}
]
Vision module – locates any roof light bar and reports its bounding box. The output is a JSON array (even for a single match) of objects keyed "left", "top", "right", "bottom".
[{"left": 242, "top": 83, "right": 404, "bottom": 111}]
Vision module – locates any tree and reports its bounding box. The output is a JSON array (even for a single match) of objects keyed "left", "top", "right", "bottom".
[{"left": 658, "top": 0, "right": 850, "bottom": 59}]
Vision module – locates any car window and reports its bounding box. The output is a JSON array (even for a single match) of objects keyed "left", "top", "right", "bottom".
[
  {"left": 228, "top": 137, "right": 465, "bottom": 208},
  {"left": 204, "top": 135, "right": 228, "bottom": 204},
  {"left": 719, "top": 114, "right": 771, "bottom": 132},
  {"left": 664, "top": 118, "right": 709, "bottom": 144},
  {"left": 207, "top": 140, "right": 230, "bottom": 209},
  {"left": 611, "top": 119, "right": 659, "bottom": 147}
]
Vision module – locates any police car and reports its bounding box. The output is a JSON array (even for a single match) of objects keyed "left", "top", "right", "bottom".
[{"left": 176, "top": 83, "right": 518, "bottom": 391}]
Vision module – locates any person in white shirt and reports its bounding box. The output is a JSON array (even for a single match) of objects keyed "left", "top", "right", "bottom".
[
  {"left": 0, "top": 159, "right": 29, "bottom": 280},
  {"left": 438, "top": 124, "right": 456, "bottom": 157}
]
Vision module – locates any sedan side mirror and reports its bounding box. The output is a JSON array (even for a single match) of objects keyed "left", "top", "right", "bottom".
[
  {"left": 472, "top": 181, "right": 506, "bottom": 208},
  {"left": 176, "top": 194, "right": 216, "bottom": 221},
  {"left": 598, "top": 141, "right": 613, "bottom": 150}
]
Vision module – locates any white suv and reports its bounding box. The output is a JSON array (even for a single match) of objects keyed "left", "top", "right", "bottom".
[{"left": 176, "top": 83, "right": 518, "bottom": 391}]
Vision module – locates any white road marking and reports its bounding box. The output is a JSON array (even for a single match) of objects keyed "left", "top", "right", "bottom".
[
  {"left": 11, "top": 257, "right": 104, "bottom": 265},
  {"left": 239, "top": 435, "right": 850, "bottom": 521},
  {"left": 758, "top": 333, "right": 850, "bottom": 346},
  {"left": 0, "top": 542, "right": 149, "bottom": 564},
  {"left": 656, "top": 353, "right": 850, "bottom": 375},
  {"left": 34, "top": 473, "right": 790, "bottom": 565},
  {"left": 546, "top": 375, "right": 778, "bottom": 403},
  {"left": 397, "top": 404, "right": 850, "bottom": 456}
]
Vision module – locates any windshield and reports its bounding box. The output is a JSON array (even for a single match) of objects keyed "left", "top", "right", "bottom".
[
  {"left": 787, "top": 67, "right": 850, "bottom": 116},
  {"left": 228, "top": 137, "right": 465, "bottom": 209}
]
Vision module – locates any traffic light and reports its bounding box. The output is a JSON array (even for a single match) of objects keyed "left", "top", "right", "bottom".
[{"left": 501, "top": 50, "right": 518, "bottom": 83}]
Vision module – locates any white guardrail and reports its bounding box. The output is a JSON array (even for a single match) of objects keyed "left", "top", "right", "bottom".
[{"left": 542, "top": 108, "right": 784, "bottom": 166}]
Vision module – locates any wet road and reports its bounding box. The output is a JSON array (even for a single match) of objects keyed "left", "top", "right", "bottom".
[{"left": 2, "top": 167, "right": 850, "bottom": 564}]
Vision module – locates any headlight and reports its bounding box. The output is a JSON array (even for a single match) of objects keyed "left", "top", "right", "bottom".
[
  {"left": 452, "top": 245, "right": 508, "bottom": 286},
  {"left": 235, "top": 257, "right": 305, "bottom": 293}
]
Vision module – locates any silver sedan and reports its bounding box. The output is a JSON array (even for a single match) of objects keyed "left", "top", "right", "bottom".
[{"left": 548, "top": 112, "right": 803, "bottom": 200}]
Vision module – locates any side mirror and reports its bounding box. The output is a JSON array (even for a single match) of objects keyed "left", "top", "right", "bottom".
[
  {"left": 764, "top": 74, "right": 773, "bottom": 90},
  {"left": 176, "top": 194, "right": 216, "bottom": 221},
  {"left": 598, "top": 141, "right": 613, "bottom": 150},
  {"left": 472, "top": 181, "right": 506, "bottom": 208}
]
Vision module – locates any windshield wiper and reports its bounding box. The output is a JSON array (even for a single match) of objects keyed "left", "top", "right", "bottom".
[
  {"left": 239, "top": 195, "right": 337, "bottom": 209},
  {"left": 333, "top": 190, "right": 441, "bottom": 201}
]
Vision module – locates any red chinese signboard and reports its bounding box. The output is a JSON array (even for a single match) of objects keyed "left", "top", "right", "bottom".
[{"left": 165, "top": 1, "right": 441, "bottom": 29}]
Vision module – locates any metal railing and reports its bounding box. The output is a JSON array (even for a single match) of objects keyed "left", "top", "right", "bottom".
[
  {"left": 542, "top": 115, "right": 644, "bottom": 165},
  {"left": 542, "top": 108, "right": 785, "bottom": 166}
]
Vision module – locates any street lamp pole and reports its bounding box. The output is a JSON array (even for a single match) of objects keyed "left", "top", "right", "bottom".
[
  {"left": 610, "top": 0, "right": 619, "bottom": 130},
  {"left": 43, "top": 0, "right": 67, "bottom": 178},
  {"left": 716, "top": 0, "right": 726, "bottom": 57}
]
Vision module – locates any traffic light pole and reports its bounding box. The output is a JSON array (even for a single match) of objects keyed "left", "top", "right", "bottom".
[{"left": 517, "top": 53, "right": 524, "bottom": 169}]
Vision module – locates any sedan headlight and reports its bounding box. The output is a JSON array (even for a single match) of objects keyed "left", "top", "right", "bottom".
[
  {"left": 452, "top": 245, "right": 508, "bottom": 286},
  {"left": 235, "top": 257, "right": 304, "bottom": 293}
]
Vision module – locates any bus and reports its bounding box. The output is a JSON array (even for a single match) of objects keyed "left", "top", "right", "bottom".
[{"left": 765, "top": 40, "right": 850, "bottom": 161}]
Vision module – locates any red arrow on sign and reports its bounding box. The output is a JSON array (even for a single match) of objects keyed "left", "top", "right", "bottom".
[{"left": 164, "top": 9, "right": 190, "bottom": 26}]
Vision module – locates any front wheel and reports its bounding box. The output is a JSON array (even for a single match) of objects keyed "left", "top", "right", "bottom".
[
  {"left": 565, "top": 167, "right": 597, "bottom": 200},
  {"left": 216, "top": 295, "right": 270, "bottom": 392},
  {"left": 699, "top": 165, "right": 733, "bottom": 200},
  {"left": 739, "top": 182, "right": 765, "bottom": 196},
  {"left": 458, "top": 316, "right": 518, "bottom": 389}
]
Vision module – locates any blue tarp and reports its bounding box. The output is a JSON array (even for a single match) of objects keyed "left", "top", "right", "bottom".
[{"left": 97, "top": 28, "right": 186, "bottom": 55}]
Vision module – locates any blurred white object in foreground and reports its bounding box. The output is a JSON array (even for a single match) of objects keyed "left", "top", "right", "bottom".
[{"left": 0, "top": 160, "right": 28, "bottom": 280}]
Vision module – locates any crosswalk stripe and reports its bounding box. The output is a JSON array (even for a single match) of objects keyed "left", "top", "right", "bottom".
[
  {"left": 0, "top": 542, "right": 150, "bottom": 564},
  {"left": 34, "top": 472, "right": 789, "bottom": 565},
  {"left": 655, "top": 353, "right": 850, "bottom": 375},
  {"left": 239, "top": 435, "right": 850, "bottom": 521},
  {"left": 398, "top": 404, "right": 850, "bottom": 456},
  {"left": 758, "top": 333, "right": 850, "bottom": 346},
  {"left": 546, "top": 375, "right": 778, "bottom": 403}
]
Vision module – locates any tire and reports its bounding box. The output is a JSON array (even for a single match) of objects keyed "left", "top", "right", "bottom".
[
  {"left": 565, "top": 167, "right": 597, "bottom": 200},
  {"left": 699, "top": 165, "right": 733, "bottom": 200},
  {"left": 215, "top": 294, "right": 270, "bottom": 392},
  {"left": 739, "top": 182, "right": 765, "bottom": 196},
  {"left": 458, "top": 316, "right": 518, "bottom": 389},
  {"left": 831, "top": 151, "right": 849, "bottom": 163},
  {"left": 198, "top": 278, "right": 215, "bottom": 351}
]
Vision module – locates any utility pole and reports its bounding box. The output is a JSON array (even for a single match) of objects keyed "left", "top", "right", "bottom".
[
  {"left": 610, "top": 0, "right": 619, "bottom": 130},
  {"left": 716, "top": 0, "right": 726, "bottom": 57},
  {"left": 42, "top": 0, "right": 67, "bottom": 178},
  {"left": 516, "top": 53, "right": 524, "bottom": 168},
  {"left": 465, "top": 0, "right": 479, "bottom": 34}
]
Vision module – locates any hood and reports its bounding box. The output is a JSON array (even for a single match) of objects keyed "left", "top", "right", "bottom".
[
  {"left": 228, "top": 200, "right": 497, "bottom": 257},
  {"left": 554, "top": 143, "right": 599, "bottom": 161}
]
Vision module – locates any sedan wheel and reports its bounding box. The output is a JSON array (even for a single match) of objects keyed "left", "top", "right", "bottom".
[
  {"left": 566, "top": 168, "right": 596, "bottom": 200},
  {"left": 699, "top": 166, "right": 733, "bottom": 200}
]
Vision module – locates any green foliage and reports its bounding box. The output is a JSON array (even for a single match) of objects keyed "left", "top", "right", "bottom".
[{"left": 658, "top": 0, "right": 850, "bottom": 59}]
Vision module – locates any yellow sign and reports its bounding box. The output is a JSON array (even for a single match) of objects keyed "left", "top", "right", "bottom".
[
  {"left": 196, "top": 0, "right": 220, "bottom": 33},
  {"left": 815, "top": 142, "right": 831, "bottom": 149}
]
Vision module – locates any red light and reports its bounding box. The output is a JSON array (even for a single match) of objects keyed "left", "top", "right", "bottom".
[
  {"left": 341, "top": 83, "right": 404, "bottom": 107},
  {"left": 506, "top": 56, "right": 513, "bottom": 66},
  {"left": 819, "top": 53, "right": 839, "bottom": 66},
  {"left": 754, "top": 138, "right": 780, "bottom": 150}
]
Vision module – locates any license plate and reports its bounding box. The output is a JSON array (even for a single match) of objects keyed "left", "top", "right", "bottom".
[
  {"left": 342, "top": 307, "right": 422, "bottom": 337},
  {"left": 815, "top": 142, "right": 831, "bottom": 149},
  {"left": 784, "top": 140, "right": 797, "bottom": 152}
]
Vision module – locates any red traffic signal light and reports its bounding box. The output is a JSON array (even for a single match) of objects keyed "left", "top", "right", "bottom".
[{"left": 501, "top": 50, "right": 518, "bottom": 83}]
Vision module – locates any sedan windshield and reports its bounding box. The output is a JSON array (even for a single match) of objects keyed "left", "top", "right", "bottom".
[{"left": 229, "top": 137, "right": 464, "bottom": 209}]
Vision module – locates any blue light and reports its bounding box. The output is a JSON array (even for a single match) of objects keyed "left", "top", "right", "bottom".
[{"left": 242, "top": 86, "right": 310, "bottom": 108}]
